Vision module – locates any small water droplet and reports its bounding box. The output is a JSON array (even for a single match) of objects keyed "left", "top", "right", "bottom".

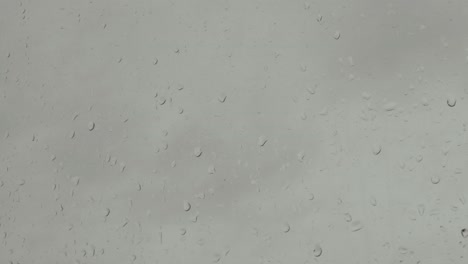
[
  {"left": 447, "top": 95, "right": 456, "bottom": 107},
  {"left": 193, "top": 147, "right": 202, "bottom": 157},
  {"left": 183, "top": 201, "right": 191, "bottom": 211},
  {"left": 417, "top": 204, "right": 425, "bottom": 216},
  {"left": 344, "top": 213, "right": 352, "bottom": 222},
  {"left": 350, "top": 220, "right": 364, "bottom": 232},
  {"left": 180, "top": 228, "right": 187, "bottom": 235},
  {"left": 431, "top": 175, "right": 440, "bottom": 184},
  {"left": 171, "top": 160, "right": 176, "bottom": 168},
  {"left": 372, "top": 144, "right": 382, "bottom": 155},
  {"left": 257, "top": 136, "right": 267, "bottom": 146},
  {"left": 103, "top": 208, "right": 110, "bottom": 217},
  {"left": 333, "top": 31, "right": 341, "bottom": 39},
  {"left": 461, "top": 228, "right": 468, "bottom": 238},
  {"left": 158, "top": 97, "right": 166, "bottom": 105},
  {"left": 88, "top": 122, "right": 95, "bottom": 131},
  {"left": 370, "top": 196, "right": 377, "bottom": 206},
  {"left": 316, "top": 14, "right": 322, "bottom": 22},
  {"left": 71, "top": 177, "right": 80, "bottom": 186},
  {"left": 69, "top": 130, "right": 75, "bottom": 139},
  {"left": 50, "top": 154, "right": 56, "bottom": 161},
  {"left": 208, "top": 165, "right": 216, "bottom": 174},
  {"left": 282, "top": 223, "right": 291, "bottom": 233},
  {"left": 297, "top": 151, "right": 305, "bottom": 162},
  {"left": 313, "top": 244, "right": 323, "bottom": 257},
  {"left": 218, "top": 93, "right": 227, "bottom": 103},
  {"left": 383, "top": 102, "right": 397, "bottom": 111}
]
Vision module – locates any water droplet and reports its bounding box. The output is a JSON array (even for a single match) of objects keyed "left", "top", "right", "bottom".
[
  {"left": 370, "top": 196, "right": 377, "bottom": 206},
  {"left": 158, "top": 97, "right": 166, "bottom": 105},
  {"left": 88, "top": 122, "right": 95, "bottom": 131},
  {"left": 171, "top": 160, "right": 176, "bottom": 168},
  {"left": 431, "top": 175, "right": 440, "bottom": 184},
  {"left": 297, "top": 151, "right": 305, "bottom": 162},
  {"left": 372, "top": 144, "right": 382, "bottom": 155},
  {"left": 120, "top": 162, "right": 126, "bottom": 172},
  {"left": 383, "top": 102, "right": 397, "bottom": 111},
  {"left": 190, "top": 214, "right": 198, "bottom": 222},
  {"left": 193, "top": 147, "right": 202, "bottom": 157},
  {"left": 416, "top": 155, "right": 423, "bottom": 162},
  {"left": 178, "top": 107, "right": 184, "bottom": 114},
  {"left": 103, "top": 208, "right": 110, "bottom": 217},
  {"left": 257, "top": 136, "right": 267, "bottom": 146},
  {"left": 300, "top": 112, "right": 307, "bottom": 120},
  {"left": 362, "top": 92, "right": 371, "bottom": 100},
  {"left": 208, "top": 165, "right": 216, "bottom": 174},
  {"left": 50, "top": 154, "right": 56, "bottom": 161},
  {"left": 153, "top": 58, "right": 158, "bottom": 65},
  {"left": 69, "top": 130, "right": 75, "bottom": 139},
  {"left": 461, "top": 228, "right": 468, "bottom": 238},
  {"left": 307, "top": 87, "right": 316, "bottom": 95},
  {"left": 183, "top": 201, "right": 191, "bottom": 211},
  {"left": 447, "top": 95, "right": 456, "bottom": 107},
  {"left": 180, "top": 228, "right": 187, "bottom": 235},
  {"left": 282, "top": 223, "right": 291, "bottom": 233},
  {"left": 313, "top": 244, "right": 323, "bottom": 257},
  {"left": 71, "top": 177, "right": 80, "bottom": 186},
  {"left": 350, "top": 220, "right": 364, "bottom": 232},
  {"left": 344, "top": 213, "right": 352, "bottom": 222},
  {"left": 333, "top": 31, "right": 341, "bottom": 40},
  {"left": 316, "top": 14, "right": 322, "bottom": 22},
  {"left": 218, "top": 93, "right": 227, "bottom": 103},
  {"left": 417, "top": 204, "right": 425, "bottom": 216}
]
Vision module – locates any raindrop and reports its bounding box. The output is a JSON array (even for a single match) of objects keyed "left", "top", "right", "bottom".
[
  {"left": 307, "top": 87, "right": 316, "bottom": 95},
  {"left": 461, "top": 228, "right": 468, "bottom": 238},
  {"left": 193, "top": 147, "right": 202, "bottom": 157},
  {"left": 153, "top": 58, "right": 158, "bottom": 65},
  {"left": 71, "top": 177, "right": 80, "bottom": 186},
  {"left": 208, "top": 165, "right": 216, "bottom": 174},
  {"left": 180, "top": 228, "right": 187, "bottom": 236},
  {"left": 88, "top": 122, "right": 95, "bottom": 131},
  {"left": 447, "top": 95, "right": 456, "bottom": 107},
  {"left": 297, "top": 151, "right": 305, "bottom": 162},
  {"left": 383, "top": 102, "right": 397, "bottom": 111},
  {"left": 69, "top": 130, "right": 75, "bottom": 139},
  {"left": 316, "top": 14, "right": 322, "bottom": 22},
  {"left": 417, "top": 204, "right": 425, "bottom": 216},
  {"left": 350, "top": 220, "right": 364, "bottom": 232},
  {"left": 282, "top": 223, "right": 291, "bottom": 233},
  {"left": 344, "top": 213, "right": 352, "bottom": 222},
  {"left": 431, "top": 175, "right": 440, "bottom": 184},
  {"left": 257, "top": 136, "right": 267, "bottom": 146},
  {"left": 50, "top": 154, "right": 56, "bottom": 161},
  {"left": 218, "top": 93, "right": 227, "bottom": 103},
  {"left": 333, "top": 31, "right": 341, "bottom": 40},
  {"left": 158, "top": 97, "right": 166, "bottom": 105},
  {"left": 178, "top": 107, "right": 184, "bottom": 114},
  {"left": 171, "top": 160, "right": 176, "bottom": 168},
  {"left": 313, "top": 244, "right": 323, "bottom": 257},
  {"left": 370, "top": 196, "right": 377, "bottom": 206},
  {"left": 183, "top": 201, "right": 191, "bottom": 211},
  {"left": 372, "top": 144, "right": 382, "bottom": 155},
  {"left": 103, "top": 208, "right": 110, "bottom": 217}
]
